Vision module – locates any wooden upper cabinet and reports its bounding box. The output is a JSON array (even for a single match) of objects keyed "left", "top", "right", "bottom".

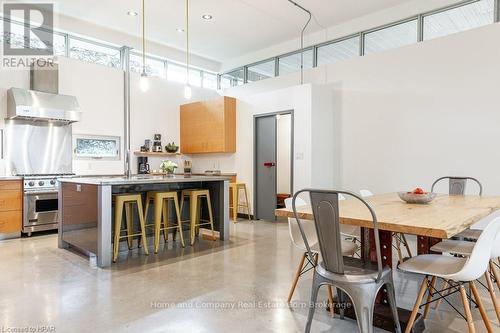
[{"left": 180, "top": 96, "right": 236, "bottom": 154}]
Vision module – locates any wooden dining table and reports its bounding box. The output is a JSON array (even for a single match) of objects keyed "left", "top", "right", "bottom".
[{"left": 275, "top": 192, "right": 500, "bottom": 333}]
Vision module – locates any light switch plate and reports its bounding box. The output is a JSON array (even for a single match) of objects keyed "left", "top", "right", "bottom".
[{"left": 295, "top": 152, "right": 304, "bottom": 160}]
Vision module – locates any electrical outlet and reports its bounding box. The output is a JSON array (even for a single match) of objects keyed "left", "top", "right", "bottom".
[{"left": 295, "top": 153, "right": 304, "bottom": 160}]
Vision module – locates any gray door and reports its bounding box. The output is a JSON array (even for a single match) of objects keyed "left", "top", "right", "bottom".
[{"left": 255, "top": 115, "right": 277, "bottom": 220}]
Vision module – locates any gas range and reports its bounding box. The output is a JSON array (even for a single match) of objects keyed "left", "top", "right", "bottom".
[{"left": 18, "top": 174, "right": 74, "bottom": 235}]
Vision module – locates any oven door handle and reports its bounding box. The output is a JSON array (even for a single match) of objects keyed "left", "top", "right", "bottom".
[{"left": 24, "top": 191, "right": 58, "bottom": 196}]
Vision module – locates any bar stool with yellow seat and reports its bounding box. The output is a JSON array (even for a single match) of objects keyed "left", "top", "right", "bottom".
[
  {"left": 179, "top": 189, "right": 215, "bottom": 245},
  {"left": 113, "top": 193, "right": 149, "bottom": 262},
  {"left": 144, "top": 191, "right": 185, "bottom": 253},
  {"left": 229, "top": 182, "right": 251, "bottom": 222}
]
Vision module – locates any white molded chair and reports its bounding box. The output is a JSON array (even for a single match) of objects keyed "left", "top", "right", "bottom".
[
  {"left": 284, "top": 197, "right": 357, "bottom": 316},
  {"left": 430, "top": 209, "right": 500, "bottom": 321},
  {"left": 400, "top": 214, "right": 500, "bottom": 333},
  {"left": 359, "top": 189, "right": 412, "bottom": 264}
]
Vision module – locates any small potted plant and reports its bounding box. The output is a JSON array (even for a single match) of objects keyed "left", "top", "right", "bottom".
[
  {"left": 165, "top": 142, "right": 179, "bottom": 153},
  {"left": 160, "top": 160, "right": 178, "bottom": 176}
]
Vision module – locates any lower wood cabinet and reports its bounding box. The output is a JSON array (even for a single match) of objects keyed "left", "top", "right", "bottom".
[
  {"left": 0, "top": 180, "right": 23, "bottom": 234},
  {"left": 0, "top": 211, "right": 22, "bottom": 233}
]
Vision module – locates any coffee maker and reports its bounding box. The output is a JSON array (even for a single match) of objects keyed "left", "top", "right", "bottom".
[{"left": 138, "top": 157, "right": 150, "bottom": 174}]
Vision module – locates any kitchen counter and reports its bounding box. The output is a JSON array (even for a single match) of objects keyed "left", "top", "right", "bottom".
[
  {"left": 58, "top": 174, "right": 232, "bottom": 186},
  {"left": 58, "top": 175, "right": 230, "bottom": 268},
  {"left": 0, "top": 176, "right": 23, "bottom": 180}
]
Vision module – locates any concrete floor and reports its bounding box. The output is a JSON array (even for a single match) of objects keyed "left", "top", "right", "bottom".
[{"left": 0, "top": 220, "right": 498, "bottom": 333}]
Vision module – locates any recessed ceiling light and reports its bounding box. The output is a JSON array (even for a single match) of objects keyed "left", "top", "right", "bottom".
[
  {"left": 201, "top": 14, "right": 213, "bottom": 20},
  {"left": 176, "top": 28, "right": 185, "bottom": 33},
  {"left": 127, "top": 10, "right": 138, "bottom": 17}
]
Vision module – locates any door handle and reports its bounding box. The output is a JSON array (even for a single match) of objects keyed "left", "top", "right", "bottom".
[{"left": 263, "top": 162, "right": 276, "bottom": 167}]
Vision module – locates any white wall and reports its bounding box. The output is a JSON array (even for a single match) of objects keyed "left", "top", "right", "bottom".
[
  {"left": 59, "top": 57, "right": 125, "bottom": 175},
  {"left": 222, "top": 23, "right": 500, "bottom": 197},
  {"left": 277, "top": 114, "right": 291, "bottom": 194}
]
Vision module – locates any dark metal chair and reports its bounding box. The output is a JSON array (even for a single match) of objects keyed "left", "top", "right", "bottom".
[{"left": 292, "top": 189, "right": 401, "bottom": 333}]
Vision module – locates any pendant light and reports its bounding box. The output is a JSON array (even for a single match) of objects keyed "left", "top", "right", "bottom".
[
  {"left": 183, "top": 0, "right": 192, "bottom": 99},
  {"left": 139, "top": 0, "right": 149, "bottom": 92}
]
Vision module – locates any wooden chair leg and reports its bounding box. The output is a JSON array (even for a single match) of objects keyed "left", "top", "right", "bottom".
[
  {"left": 459, "top": 285, "right": 476, "bottom": 333},
  {"left": 490, "top": 261, "right": 500, "bottom": 291},
  {"left": 404, "top": 276, "right": 429, "bottom": 333},
  {"left": 395, "top": 234, "right": 403, "bottom": 265},
  {"left": 470, "top": 281, "right": 494, "bottom": 333},
  {"left": 113, "top": 201, "right": 124, "bottom": 262},
  {"left": 287, "top": 252, "right": 307, "bottom": 304},
  {"left": 433, "top": 279, "right": 449, "bottom": 310},
  {"left": 423, "top": 276, "right": 437, "bottom": 319},
  {"left": 327, "top": 286, "right": 335, "bottom": 318},
  {"left": 485, "top": 270, "right": 500, "bottom": 324},
  {"left": 401, "top": 233, "right": 413, "bottom": 258}
]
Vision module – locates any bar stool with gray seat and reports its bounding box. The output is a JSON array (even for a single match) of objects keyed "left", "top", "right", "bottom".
[
  {"left": 292, "top": 189, "right": 401, "bottom": 333},
  {"left": 284, "top": 197, "right": 357, "bottom": 317}
]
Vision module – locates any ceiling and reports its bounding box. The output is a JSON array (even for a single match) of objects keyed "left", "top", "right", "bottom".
[{"left": 20, "top": 0, "right": 415, "bottom": 62}]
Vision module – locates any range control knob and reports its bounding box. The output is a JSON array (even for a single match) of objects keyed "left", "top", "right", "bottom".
[
  {"left": 50, "top": 180, "right": 56, "bottom": 185},
  {"left": 38, "top": 181, "right": 45, "bottom": 186},
  {"left": 28, "top": 181, "right": 35, "bottom": 187}
]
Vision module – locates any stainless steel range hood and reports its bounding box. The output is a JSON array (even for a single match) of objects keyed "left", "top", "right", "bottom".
[
  {"left": 7, "top": 88, "right": 81, "bottom": 123},
  {"left": 6, "top": 63, "right": 81, "bottom": 123}
]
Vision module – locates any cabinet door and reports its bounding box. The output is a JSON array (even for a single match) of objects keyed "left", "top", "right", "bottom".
[
  {"left": 181, "top": 98, "right": 224, "bottom": 153},
  {"left": 180, "top": 102, "right": 208, "bottom": 153},
  {"left": 0, "top": 180, "right": 22, "bottom": 233},
  {"left": 203, "top": 98, "right": 224, "bottom": 152},
  {"left": 0, "top": 211, "right": 22, "bottom": 233}
]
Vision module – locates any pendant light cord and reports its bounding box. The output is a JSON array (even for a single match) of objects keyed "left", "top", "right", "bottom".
[
  {"left": 185, "top": 0, "right": 190, "bottom": 85},
  {"left": 288, "top": 0, "right": 311, "bottom": 85},
  {"left": 142, "top": 0, "right": 146, "bottom": 75}
]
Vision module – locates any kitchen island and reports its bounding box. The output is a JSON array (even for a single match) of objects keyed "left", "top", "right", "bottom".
[{"left": 57, "top": 175, "right": 230, "bottom": 268}]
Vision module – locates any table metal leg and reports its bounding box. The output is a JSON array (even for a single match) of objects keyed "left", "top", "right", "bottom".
[{"left": 417, "top": 236, "right": 441, "bottom": 255}]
